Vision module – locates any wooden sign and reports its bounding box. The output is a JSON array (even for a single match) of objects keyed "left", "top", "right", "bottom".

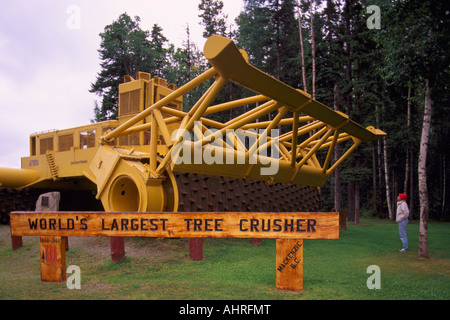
[
  {"left": 276, "top": 239, "right": 303, "bottom": 291},
  {"left": 10, "top": 212, "right": 339, "bottom": 240},
  {"left": 10, "top": 211, "right": 339, "bottom": 291},
  {"left": 39, "top": 236, "right": 66, "bottom": 282}
]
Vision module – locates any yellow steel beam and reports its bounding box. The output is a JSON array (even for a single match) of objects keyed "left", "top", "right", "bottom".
[
  {"left": 326, "top": 139, "right": 363, "bottom": 176},
  {"left": 155, "top": 76, "right": 227, "bottom": 176},
  {"left": 291, "top": 111, "right": 300, "bottom": 168},
  {"left": 322, "top": 129, "right": 340, "bottom": 173},
  {"left": 203, "top": 35, "right": 386, "bottom": 142},
  {"left": 152, "top": 108, "right": 173, "bottom": 147},
  {"left": 149, "top": 111, "right": 158, "bottom": 174},
  {"left": 295, "top": 128, "right": 334, "bottom": 171},
  {"left": 247, "top": 106, "right": 289, "bottom": 160},
  {"left": 204, "top": 95, "right": 269, "bottom": 115},
  {"left": 241, "top": 115, "right": 314, "bottom": 130},
  {"left": 223, "top": 100, "right": 277, "bottom": 127}
]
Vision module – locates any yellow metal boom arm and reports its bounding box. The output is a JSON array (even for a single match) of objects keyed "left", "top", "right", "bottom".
[{"left": 204, "top": 35, "right": 385, "bottom": 142}]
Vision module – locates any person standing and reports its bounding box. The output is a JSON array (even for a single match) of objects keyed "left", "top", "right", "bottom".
[{"left": 396, "top": 193, "right": 410, "bottom": 252}]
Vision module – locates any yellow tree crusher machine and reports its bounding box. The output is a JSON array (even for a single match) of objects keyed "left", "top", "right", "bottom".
[{"left": 0, "top": 36, "right": 385, "bottom": 258}]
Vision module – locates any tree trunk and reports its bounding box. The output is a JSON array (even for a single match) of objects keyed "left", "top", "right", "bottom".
[
  {"left": 409, "top": 149, "right": 414, "bottom": 220},
  {"left": 343, "top": 0, "right": 352, "bottom": 116},
  {"left": 296, "top": 1, "right": 307, "bottom": 92},
  {"left": 347, "top": 181, "right": 355, "bottom": 221},
  {"left": 404, "top": 86, "right": 411, "bottom": 193},
  {"left": 442, "top": 154, "right": 446, "bottom": 218},
  {"left": 376, "top": 105, "right": 384, "bottom": 218},
  {"left": 383, "top": 136, "right": 393, "bottom": 220},
  {"left": 355, "top": 181, "right": 360, "bottom": 224},
  {"left": 393, "top": 171, "right": 397, "bottom": 206},
  {"left": 343, "top": 0, "right": 353, "bottom": 221},
  {"left": 333, "top": 84, "right": 341, "bottom": 212},
  {"left": 310, "top": 0, "right": 316, "bottom": 100},
  {"left": 355, "top": 154, "right": 361, "bottom": 224},
  {"left": 185, "top": 24, "right": 192, "bottom": 71},
  {"left": 418, "top": 79, "right": 431, "bottom": 258},
  {"left": 372, "top": 142, "right": 378, "bottom": 215}
]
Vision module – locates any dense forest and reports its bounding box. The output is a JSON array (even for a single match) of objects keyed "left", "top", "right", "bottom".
[{"left": 90, "top": 0, "right": 449, "bottom": 232}]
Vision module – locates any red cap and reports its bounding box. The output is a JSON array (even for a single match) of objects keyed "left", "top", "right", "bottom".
[{"left": 399, "top": 193, "right": 407, "bottom": 201}]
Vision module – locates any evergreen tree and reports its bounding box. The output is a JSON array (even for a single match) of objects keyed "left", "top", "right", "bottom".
[
  {"left": 90, "top": 13, "right": 153, "bottom": 121},
  {"left": 269, "top": 0, "right": 301, "bottom": 86},
  {"left": 236, "top": 0, "right": 274, "bottom": 71},
  {"left": 237, "top": 0, "right": 300, "bottom": 86},
  {"left": 149, "top": 24, "right": 169, "bottom": 78},
  {"left": 374, "top": 0, "right": 450, "bottom": 255},
  {"left": 198, "top": 0, "right": 228, "bottom": 38},
  {"left": 198, "top": 0, "right": 249, "bottom": 122},
  {"left": 165, "top": 25, "right": 209, "bottom": 112},
  {"left": 235, "top": 0, "right": 450, "bottom": 224}
]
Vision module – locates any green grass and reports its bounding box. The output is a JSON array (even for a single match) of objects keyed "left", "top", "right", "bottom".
[{"left": 0, "top": 218, "right": 449, "bottom": 300}]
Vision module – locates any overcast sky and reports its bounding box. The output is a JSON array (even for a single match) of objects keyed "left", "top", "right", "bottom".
[{"left": 0, "top": 0, "right": 243, "bottom": 168}]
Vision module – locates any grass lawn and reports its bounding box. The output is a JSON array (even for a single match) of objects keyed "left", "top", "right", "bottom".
[{"left": 0, "top": 218, "right": 449, "bottom": 300}]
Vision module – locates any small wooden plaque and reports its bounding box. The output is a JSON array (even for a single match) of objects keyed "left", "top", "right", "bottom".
[
  {"left": 39, "top": 236, "right": 66, "bottom": 282},
  {"left": 276, "top": 239, "right": 303, "bottom": 292}
]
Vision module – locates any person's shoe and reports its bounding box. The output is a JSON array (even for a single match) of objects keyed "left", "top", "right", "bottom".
[{"left": 399, "top": 248, "right": 408, "bottom": 252}]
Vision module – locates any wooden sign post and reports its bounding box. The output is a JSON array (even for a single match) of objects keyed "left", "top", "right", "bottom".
[
  {"left": 10, "top": 211, "right": 338, "bottom": 291},
  {"left": 276, "top": 239, "right": 304, "bottom": 291},
  {"left": 39, "top": 236, "right": 66, "bottom": 282}
]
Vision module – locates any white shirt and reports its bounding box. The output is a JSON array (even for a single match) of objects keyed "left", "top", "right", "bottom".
[{"left": 396, "top": 201, "right": 409, "bottom": 223}]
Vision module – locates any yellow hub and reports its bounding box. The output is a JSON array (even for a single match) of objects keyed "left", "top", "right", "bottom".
[
  {"left": 109, "top": 175, "right": 141, "bottom": 211},
  {"left": 104, "top": 169, "right": 178, "bottom": 213}
]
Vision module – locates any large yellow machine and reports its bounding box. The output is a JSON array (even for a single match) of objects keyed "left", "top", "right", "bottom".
[{"left": 0, "top": 36, "right": 385, "bottom": 222}]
